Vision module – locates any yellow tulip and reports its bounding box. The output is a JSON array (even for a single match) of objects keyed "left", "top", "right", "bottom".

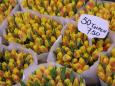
[
  {"left": 56, "top": 48, "right": 61, "bottom": 53},
  {"left": 39, "top": 45, "right": 48, "bottom": 53},
  {"left": 112, "top": 79, "right": 115, "bottom": 86},
  {"left": 106, "top": 64, "right": 112, "bottom": 76},
  {"left": 80, "top": 46, "right": 86, "bottom": 53},
  {"left": 64, "top": 79, "right": 72, "bottom": 85},
  {"left": 97, "top": 64, "right": 105, "bottom": 73},
  {"left": 73, "top": 78, "right": 79, "bottom": 86},
  {"left": 109, "top": 57, "right": 115, "bottom": 67},
  {"left": 63, "top": 54, "right": 71, "bottom": 62},
  {"left": 49, "top": 79, "right": 55, "bottom": 86},
  {"left": 8, "top": 62, "right": 14, "bottom": 70},
  {"left": 24, "top": 64, "right": 28, "bottom": 69},
  {"left": 6, "top": 79, "right": 12, "bottom": 86},
  {"left": 79, "top": 58, "right": 85, "bottom": 66},
  {"left": 111, "top": 48, "right": 115, "bottom": 57},
  {"left": 57, "top": 81, "right": 64, "bottom": 86},
  {"left": 74, "top": 50, "right": 80, "bottom": 58},
  {"left": 12, "top": 74, "right": 20, "bottom": 82},
  {"left": 76, "top": 1, "right": 83, "bottom": 8},
  {"left": 42, "top": 35, "right": 47, "bottom": 40},
  {"left": 67, "top": 51, "right": 72, "bottom": 56},
  {"left": 98, "top": 72, "right": 106, "bottom": 81},
  {"left": 39, "top": 66, "right": 46, "bottom": 72},
  {"left": 77, "top": 69, "right": 83, "bottom": 74},
  {"left": 2, "top": 62, "right": 7, "bottom": 70},
  {"left": 56, "top": 30, "right": 61, "bottom": 38},
  {"left": 51, "top": 36, "right": 56, "bottom": 43},
  {"left": 46, "top": 30, "right": 52, "bottom": 37},
  {"left": 4, "top": 71, "right": 10, "bottom": 78},
  {"left": 44, "top": 69, "right": 50, "bottom": 76},
  {"left": 72, "top": 58, "right": 78, "bottom": 63},
  {"left": 84, "top": 41, "right": 89, "bottom": 47},
  {"left": 57, "top": 52, "right": 63, "bottom": 60},
  {"left": 83, "top": 53, "right": 89, "bottom": 59},
  {"left": 38, "top": 26, "right": 45, "bottom": 36},
  {"left": 33, "top": 44, "right": 39, "bottom": 52},
  {"left": 83, "top": 65, "right": 89, "bottom": 71},
  {"left": 56, "top": 75, "right": 61, "bottom": 82},
  {"left": 69, "top": 40, "right": 74, "bottom": 47},
  {"left": 106, "top": 76, "right": 112, "bottom": 85}
]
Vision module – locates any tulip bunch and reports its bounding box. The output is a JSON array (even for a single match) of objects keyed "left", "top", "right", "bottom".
[
  {"left": 0, "top": 49, "right": 33, "bottom": 85},
  {"left": 54, "top": 23, "right": 102, "bottom": 74},
  {"left": 74, "top": 0, "right": 115, "bottom": 31},
  {"left": 24, "top": 65, "right": 85, "bottom": 86},
  {"left": 92, "top": 37, "right": 111, "bottom": 52},
  {"left": 5, "top": 12, "right": 62, "bottom": 54},
  {"left": 0, "top": 0, "right": 17, "bottom": 24},
  {"left": 97, "top": 48, "right": 115, "bottom": 86},
  {"left": 21, "top": 0, "right": 87, "bottom": 18}
]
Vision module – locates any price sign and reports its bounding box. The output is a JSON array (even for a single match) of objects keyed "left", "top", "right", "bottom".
[{"left": 78, "top": 14, "right": 109, "bottom": 39}]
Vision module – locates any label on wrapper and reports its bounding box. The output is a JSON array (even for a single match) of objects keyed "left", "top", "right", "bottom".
[{"left": 78, "top": 14, "right": 109, "bottom": 39}]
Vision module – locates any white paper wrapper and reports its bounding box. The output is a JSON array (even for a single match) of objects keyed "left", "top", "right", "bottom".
[
  {"left": 109, "top": 30, "right": 115, "bottom": 45},
  {"left": 47, "top": 21, "right": 113, "bottom": 84},
  {"left": 0, "top": 44, "right": 37, "bottom": 86},
  {"left": 0, "top": 10, "right": 65, "bottom": 63},
  {"left": 19, "top": 0, "right": 91, "bottom": 24},
  {"left": 22, "top": 63, "right": 86, "bottom": 86},
  {"left": 23, "top": 63, "right": 61, "bottom": 82},
  {"left": 0, "top": 3, "right": 20, "bottom": 35},
  {"left": 8, "top": 42, "right": 38, "bottom": 64},
  {"left": 47, "top": 35, "right": 99, "bottom": 84},
  {"left": 19, "top": 0, "right": 69, "bottom": 25},
  {"left": 37, "top": 53, "right": 48, "bottom": 63},
  {"left": 47, "top": 35, "right": 62, "bottom": 62},
  {"left": 81, "top": 60, "right": 99, "bottom": 85},
  {"left": 98, "top": 45, "right": 115, "bottom": 86},
  {"left": 99, "top": 79, "right": 108, "bottom": 86}
]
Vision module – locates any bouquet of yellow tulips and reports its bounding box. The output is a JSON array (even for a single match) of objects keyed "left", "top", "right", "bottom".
[
  {"left": 74, "top": 0, "right": 115, "bottom": 31},
  {"left": 97, "top": 48, "right": 115, "bottom": 86},
  {"left": 48, "top": 23, "right": 112, "bottom": 74},
  {"left": 0, "top": 45, "right": 33, "bottom": 86},
  {"left": 21, "top": 63, "right": 86, "bottom": 86},
  {"left": 4, "top": 12, "right": 63, "bottom": 54},
  {"left": 0, "top": 0, "right": 17, "bottom": 24},
  {"left": 21, "top": 0, "right": 88, "bottom": 18}
]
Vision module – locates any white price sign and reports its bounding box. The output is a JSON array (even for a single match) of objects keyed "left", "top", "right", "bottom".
[{"left": 78, "top": 14, "right": 109, "bottom": 39}]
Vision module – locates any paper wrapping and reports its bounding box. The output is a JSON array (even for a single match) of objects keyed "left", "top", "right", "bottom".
[
  {"left": 0, "top": 10, "right": 65, "bottom": 64},
  {"left": 99, "top": 45, "right": 115, "bottom": 86},
  {"left": 22, "top": 63, "right": 86, "bottom": 86},
  {"left": 0, "top": 44, "right": 38, "bottom": 86},
  {"left": 47, "top": 20, "right": 114, "bottom": 85},
  {"left": 0, "top": 3, "right": 20, "bottom": 35},
  {"left": 19, "top": 0, "right": 92, "bottom": 24}
]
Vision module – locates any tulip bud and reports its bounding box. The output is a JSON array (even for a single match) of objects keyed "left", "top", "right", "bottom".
[
  {"left": 76, "top": 1, "right": 83, "bottom": 9},
  {"left": 73, "top": 77, "right": 79, "bottom": 86},
  {"left": 12, "top": 74, "right": 20, "bottom": 82},
  {"left": 97, "top": 64, "right": 104, "bottom": 73},
  {"left": 57, "top": 52, "right": 63, "bottom": 60},
  {"left": 13, "top": 68, "right": 19, "bottom": 75},
  {"left": 74, "top": 50, "right": 80, "bottom": 58},
  {"left": 98, "top": 72, "right": 106, "bottom": 81},
  {"left": 112, "top": 79, "right": 115, "bottom": 86},
  {"left": 63, "top": 54, "right": 71, "bottom": 62},
  {"left": 111, "top": 48, "right": 115, "bottom": 57},
  {"left": 106, "top": 76, "right": 112, "bottom": 85},
  {"left": 51, "top": 36, "right": 56, "bottom": 43},
  {"left": 79, "top": 58, "right": 85, "bottom": 66},
  {"left": 57, "top": 81, "right": 63, "bottom": 86}
]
